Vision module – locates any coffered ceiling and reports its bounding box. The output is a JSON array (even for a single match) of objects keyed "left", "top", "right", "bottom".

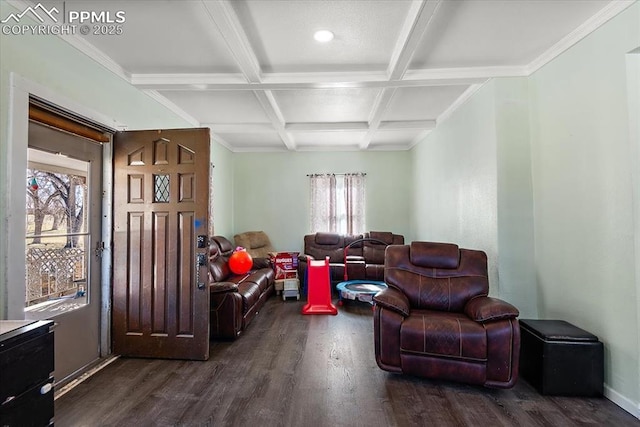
[{"left": 11, "top": 0, "right": 634, "bottom": 151}]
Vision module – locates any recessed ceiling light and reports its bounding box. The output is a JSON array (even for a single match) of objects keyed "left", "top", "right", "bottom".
[{"left": 314, "top": 30, "right": 334, "bottom": 43}]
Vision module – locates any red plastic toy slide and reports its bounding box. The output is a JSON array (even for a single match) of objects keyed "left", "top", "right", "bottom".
[{"left": 301, "top": 257, "right": 337, "bottom": 315}]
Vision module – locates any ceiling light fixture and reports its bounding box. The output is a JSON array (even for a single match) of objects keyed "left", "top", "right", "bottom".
[{"left": 314, "top": 30, "right": 334, "bottom": 43}]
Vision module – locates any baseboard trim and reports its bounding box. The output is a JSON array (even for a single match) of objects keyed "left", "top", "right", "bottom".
[
  {"left": 604, "top": 384, "right": 640, "bottom": 420},
  {"left": 54, "top": 355, "right": 120, "bottom": 400}
]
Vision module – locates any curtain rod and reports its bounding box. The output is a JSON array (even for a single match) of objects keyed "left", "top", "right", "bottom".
[{"left": 306, "top": 172, "right": 366, "bottom": 177}]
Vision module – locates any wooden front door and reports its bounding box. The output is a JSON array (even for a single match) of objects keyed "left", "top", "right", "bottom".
[{"left": 112, "top": 128, "right": 210, "bottom": 360}]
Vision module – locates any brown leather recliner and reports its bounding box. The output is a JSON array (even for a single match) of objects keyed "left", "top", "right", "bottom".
[
  {"left": 234, "top": 231, "right": 275, "bottom": 259},
  {"left": 373, "top": 241, "right": 520, "bottom": 388}
]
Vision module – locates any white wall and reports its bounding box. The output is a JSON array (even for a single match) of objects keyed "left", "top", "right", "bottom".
[
  {"left": 529, "top": 2, "right": 639, "bottom": 410},
  {"left": 232, "top": 151, "right": 411, "bottom": 252}
]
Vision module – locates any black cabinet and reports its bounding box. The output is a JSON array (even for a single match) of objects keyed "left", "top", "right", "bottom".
[{"left": 0, "top": 320, "right": 54, "bottom": 427}]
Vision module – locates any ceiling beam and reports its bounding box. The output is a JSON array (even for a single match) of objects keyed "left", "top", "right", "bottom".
[
  {"left": 130, "top": 69, "right": 494, "bottom": 90},
  {"left": 360, "top": 87, "right": 397, "bottom": 149},
  {"left": 200, "top": 0, "right": 262, "bottom": 83},
  {"left": 253, "top": 90, "right": 296, "bottom": 150},
  {"left": 203, "top": 120, "right": 437, "bottom": 134},
  {"left": 286, "top": 122, "right": 368, "bottom": 132},
  {"left": 387, "top": 0, "right": 443, "bottom": 81}
]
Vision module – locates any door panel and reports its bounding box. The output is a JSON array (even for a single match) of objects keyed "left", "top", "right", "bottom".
[
  {"left": 26, "top": 122, "right": 103, "bottom": 383},
  {"left": 113, "top": 128, "right": 210, "bottom": 360}
]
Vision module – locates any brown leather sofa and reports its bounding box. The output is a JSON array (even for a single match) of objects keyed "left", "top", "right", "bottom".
[
  {"left": 373, "top": 241, "right": 520, "bottom": 388},
  {"left": 298, "top": 231, "right": 404, "bottom": 286},
  {"left": 208, "top": 236, "right": 275, "bottom": 340}
]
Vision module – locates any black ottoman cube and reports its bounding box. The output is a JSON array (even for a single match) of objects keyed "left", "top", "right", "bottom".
[{"left": 519, "top": 319, "right": 604, "bottom": 396}]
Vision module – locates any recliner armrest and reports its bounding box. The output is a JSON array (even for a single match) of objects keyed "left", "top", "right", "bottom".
[
  {"left": 373, "top": 287, "right": 410, "bottom": 317},
  {"left": 252, "top": 257, "right": 272, "bottom": 269},
  {"left": 209, "top": 281, "right": 239, "bottom": 294},
  {"left": 298, "top": 254, "right": 314, "bottom": 262},
  {"left": 464, "top": 296, "right": 519, "bottom": 322}
]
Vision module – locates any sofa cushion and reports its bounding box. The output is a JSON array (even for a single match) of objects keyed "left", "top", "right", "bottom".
[
  {"left": 246, "top": 268, "right": 274, "bottom": 293},
  {"left": 368, "top": 231, "right": 394, "bottom": 245},
  {"left": 400, "top": 310, "right": 487, "bottom": 361},
  {"left": 237, "top": 282, "right": 261, "bottom": 314},
  {"left": 315, "top": 232, "right": 341, "bottom": 245},
  {"left": 410, "top": 242, "right": 460, "bottom": 269}
]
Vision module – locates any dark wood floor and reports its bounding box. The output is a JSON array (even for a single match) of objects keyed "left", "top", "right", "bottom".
[{"left": 55, "top": 297, "right": 639, "bottom": 427}]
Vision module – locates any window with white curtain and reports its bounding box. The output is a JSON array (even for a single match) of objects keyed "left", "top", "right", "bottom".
[{"left": 309, "top": 173, "right": 365, "bottom": 234}]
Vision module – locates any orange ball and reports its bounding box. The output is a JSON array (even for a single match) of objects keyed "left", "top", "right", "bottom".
[{"left": 229, "top": 250, "right": 253, "bottom": 275}]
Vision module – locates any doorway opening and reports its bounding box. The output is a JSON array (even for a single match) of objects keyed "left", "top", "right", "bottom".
[{"left": 26, "top": 99, "right": 112, "bottom": 385}]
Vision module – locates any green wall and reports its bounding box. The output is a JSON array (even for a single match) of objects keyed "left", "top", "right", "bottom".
[
  {"left": 231, "top": 151, "right": 411, "bottom": 252},
  {"left": 210, "top": 141, "right": 235, "bottom": 238},
  {"left": 410, "top": 2, "right": 639, "bottom": 413},
  {"left": 410, "top": 78, "right": 538, "bottom": 316},
  {"left": 529, "top": 3, "right": 639, "bottom": 408},
  {"left": 1, "top": 0, "right": 638, "bottom": 416},
  {"left": 410, "top": 81, "right": 501, "bottom": 295},
  {"left": 0, "top": 1, "right": 194, "bottom": 318}
]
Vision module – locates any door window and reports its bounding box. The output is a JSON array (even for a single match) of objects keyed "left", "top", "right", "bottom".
[{"left": 25, "top": 149, "right": 90, "bottom": 317}]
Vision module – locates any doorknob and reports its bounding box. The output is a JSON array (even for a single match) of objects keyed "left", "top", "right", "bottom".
[{"left": 196, "top": 253, "right": 207, "bottom": 290}]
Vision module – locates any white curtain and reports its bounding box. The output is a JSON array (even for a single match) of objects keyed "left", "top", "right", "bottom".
[
  {"left": 344, "top": 173, "right": 365, "bottom": 235},
  {"left": 310, "top": 174, "right": 337, "bottom": 233},
  {"left": 310, "top": 173, "right": 365, "bottom": 234}
]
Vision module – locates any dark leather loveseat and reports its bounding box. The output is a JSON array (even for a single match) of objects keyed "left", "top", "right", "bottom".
[
  {"left": 373, "top": 241, "right": 520, "bottom": 388},
  {"left": 298, "top": 231, "right": 404, "bottom": 286},
  {"left": 208, "top": 236, "right": 275, "bottom": 339}
]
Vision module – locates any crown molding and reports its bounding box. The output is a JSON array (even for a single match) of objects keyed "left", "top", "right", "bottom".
[
  {"left": 130, "top": 73, "right": 247, "bottom": 87},
  {"left": 6, "top": 0, "right": 130, "bottom": 82},
  {"left": 404, "top": 66, "right": 528, "bottom": 81},
  {"left": 379, "top": 120, "right": 436, "bottom": 130},
  {"left": 436, "top": 83, "right": 484, "bottom": 126},
  {"left": 59, "top": 34, "right": 131, "bottom": 81},
  {"left": 366, "top": 144, "right": 413, "bottom": 152},
  {"left": 408, "top": 130, "right": 432, "bottom": 149},
  {"left": 527, "top": 0, "right": 637, "bottom": 74},
  {"left": 207, "top": 130, "right": 235, "bottom": 152},
  {"left": 205, "top": 123, "right": 275, "bottom": 133},
  {"left": 143, "top": 90, "right": 200, "bottom": 127}
]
